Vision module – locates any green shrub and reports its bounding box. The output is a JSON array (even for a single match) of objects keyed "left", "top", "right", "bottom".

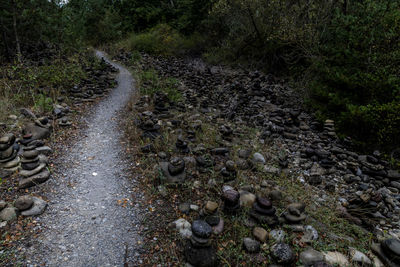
[{"left": 122, "top": 24, "right": 204, "bottom": 56}]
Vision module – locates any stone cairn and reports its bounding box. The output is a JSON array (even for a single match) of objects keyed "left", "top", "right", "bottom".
[
  {"left": 19, "top": 146, "right": 50, "bottom": 189},
  {"left": 0, "top": 133, "right": 20, "bottom": 174},
  {"left": 159, "top": 157, "right": 186, "bottom": 184},
  {"left": 372, "top": 238, "right": 400, "bottom": 266},
  {"left": 283, "top": 203, "right": 307, "bottom": 224},
  {"left": 185, "top": 220, "right": 217, "bottom": 267},
  {"left": 203, "top": 201, "right": 224, "bottom": 235},
  {"left": 176, "top": 135, "right": 190, "bottom": 153},
  {"left": 137, "top": 111, "right": 161, "bottom": 140},
  {"left": 154, "top": 92, "right": 170, "bottom": 117},
  {"left": 250, "top": 196, "right": 278, "bottom": 226},
  {"left": 222, "top": 185, "right": 240, "bottom": 213},
  {"left": 220, "top": 160, "right": 237, "bottom": 182},
  {"left": 323, "top": 119, "right": 337, "bottom": 139},
  {"left": 14, "top": 195, "right": 47, "bottom": 216}
]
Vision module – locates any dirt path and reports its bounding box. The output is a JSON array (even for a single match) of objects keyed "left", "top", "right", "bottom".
[{"left": 25, "top": 51, "right": 142, "bottom": 267}]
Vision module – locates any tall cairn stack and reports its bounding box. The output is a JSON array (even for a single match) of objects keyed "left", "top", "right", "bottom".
[
  {"left": 19, "top": 146, "right": 50, "bottom": 189},
  {"left": 0, "top": 133, "right": 20, "bottom": 174}
]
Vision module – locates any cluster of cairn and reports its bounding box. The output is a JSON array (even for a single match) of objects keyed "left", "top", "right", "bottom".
[
  {"left": 69, "top": 59, "right": 116, "bottom": 103},
  {"left": 53, "top": 104, "right": 72, "bottom": 127}
]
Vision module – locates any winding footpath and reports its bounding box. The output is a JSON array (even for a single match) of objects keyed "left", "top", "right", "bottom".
[{"left": 26, "top": 51, "right": 142, "bottom": 266}]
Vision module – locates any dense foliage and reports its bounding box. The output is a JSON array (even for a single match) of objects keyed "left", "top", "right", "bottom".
[{"left": 0, "top": 0, "right": 399, "bottom": 151}]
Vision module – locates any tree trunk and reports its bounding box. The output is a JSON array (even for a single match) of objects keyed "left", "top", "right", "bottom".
[
  {"left": 12, "top": 0, "right": 21, "bottom": 62},
  {"left": 0, "top": 17, "right": 11, "bottom": 62}
]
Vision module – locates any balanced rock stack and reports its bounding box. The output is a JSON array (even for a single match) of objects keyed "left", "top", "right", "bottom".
[
  {"left": 283, "top": 203, "right": 307, "bottom": 224},
  {"left": 220, "top": 160, "right": 237, "bottom": 182},
  {"left": 323, "top": 119, "right": 336, "bottom": 138},
  {"left": 137, "top": 111, "right": 161, "bottom": 140},
  {"left": 14, "top": 195, "right": 47, "bottom": 216},
  {"left": 159, "top": 157, "right": 186, "bottom": 184},
  {"left": 203, "top": 201, "right": 224, "bottom": 235},
  {"left": 250, "top": 196, "right": 278, "bottom": 226},
  {"left": 21, "top": 113, "right": 51, "bottom": 145},
  {"left": 185, "top": 220, "right": 217, "bottom": 267},
  {"left": 0, "top": 133, "right": 20, "bottom": 174},
  {"left": 53, "top": 104, "right": 72, "bottom": 127},
  {"left": 153, "top": 92, "right": 169, "bottom": 116},
  {"left": 19, "top": 146, "right": 50, "bottom": 189},
  {"left": 176, "top": 135, "right": 190, "bottom": 153},
  {"left": 222, "top": 186, "right": 240, "bottom": 213},
  {"left": 372, "top": 238, "right": 400, "bottom": 266}
]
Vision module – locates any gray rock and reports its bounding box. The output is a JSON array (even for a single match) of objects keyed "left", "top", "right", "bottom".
[
  {"left": 0, "top": 207, "right": 17, "bottom": 221},
  {"left": 192, "top": 220, "right": 212, "bottom": 238},
  {"left": 349, "top": 247, "right": 372, "bottom": 266},
  {"left": 253, "top": 153, "right": 266, "bottom": 164},
  {"left": 19, "top": 163, "right": 47, "bottom": 177},
  {"left": 300, "top": 225, "right": 318, "bottom": 243},
  {"left": 300, "top": 248, "right": 324, "bottom": 266},
  {"left": 19, "top": 169, "right": 50, "bottom": 189},
  {"left": 179, "top": 203, "right": 191, "bottom": 214},
  {"left": 35, "top": 146, "right": 53, "bottom": 155},
  {"left": 23, "top": 122, "right": 51, "bottom": 140},
  {"left": 21, "top": 197, "right": 47, "bottom": 216},
  {"left": 269, "top": 229, "right": 286, "bottom": 243},
  {"left": 243, "top": 237, "right": 260, "bottom": 253},
  {"left": 14, "top": 195, "right": 34, "bottom": 211},
  {"left": 271, "top": 243, "right": 294, "bottom": 264}
]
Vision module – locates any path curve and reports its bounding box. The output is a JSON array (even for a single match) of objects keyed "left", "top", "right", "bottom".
[{"left": 26, "top": 51, "right": 142, "bottom": 267}]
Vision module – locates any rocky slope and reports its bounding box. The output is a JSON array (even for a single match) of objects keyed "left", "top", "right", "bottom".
[{"left": 116, "top": 51, "right": 400, "bottom": 266}]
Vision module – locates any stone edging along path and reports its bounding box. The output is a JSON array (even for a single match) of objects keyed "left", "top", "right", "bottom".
[{"left": 0, "top": 51, "right": 143, "bottom": 266}]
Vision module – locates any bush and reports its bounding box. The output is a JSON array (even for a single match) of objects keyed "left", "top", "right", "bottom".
[{"left": 121, "top": 24, "right": 204, "bottom": 56}]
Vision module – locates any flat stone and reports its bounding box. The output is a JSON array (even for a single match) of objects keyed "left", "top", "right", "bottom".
[
  {"left": 253, "top": 227, "right": 268, "bottom": 243},
  {"left": 19, "top": 163, "right": 46, "bottom": 177},
  {"left": 256, "top": 197, "right": 272, "bottom": 208},
  {"left": 349, "top": 247, "right": 372, "bottom": 266},
  {"left": 23, "top": 122, "right": 51, "bottom": 140},
  {"left": 243, "top": 237, "right": 260, "bottom": 253},
  {"left": 323, "top": 251, "right": 349, "bottom": 266},
  {"left": 35, "top": 146, "right": 53, "bottom": 155},
  {"left": 19, "top": 169, "right": 50, "bottom": 189},
  {"left": 14, "top": 195, "right": 34, "bottom": 211},
  {"left": 23, "top": 149, "right": 39, "bottom": 159},
  {"left": 0, "top": 133, "right": 15, "bottom": 145},
  {"left": 0, "top": 146, "right": 14, "bottom": 159},
  {"left": 382, "top": 238, "right": 400, "bottom": 257},
  {"left": 0, "top": 207, "right": 17, "bottom": 221},
  {"left": 185, "top": 241, "right": 217, "bottom": 267},
  {"left": 21, "top": 197, "right": 47, "bottom": 216},
  {"left": 300, "top": 248, "right": 324, "bottom": 266}
]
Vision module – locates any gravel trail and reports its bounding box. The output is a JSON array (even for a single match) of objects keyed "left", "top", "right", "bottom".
[{"left": 26, "top": 51, "right": 142, "bottom": 267}]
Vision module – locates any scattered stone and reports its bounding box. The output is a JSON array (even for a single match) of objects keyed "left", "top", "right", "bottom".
[
  {"left": 253, "top": 227, "right": 268, "bottom": 243},
  {"left": 253, "top": 153, "right": 266, "bottom": 164},
  {"left": 0, "top": 207, "right": 17, "bottom": 221},
  {"left": 349, "top": 247, "right": 372, "bottom": 266},
  {"left": 300, "top": 248, "right": 324, "bottom": 266},
  {"left": 270, "top": 243, "right": 294, "bottom": 264},
  {"left": 269, "top": 229, "right": 286, "bottom": 243},
  {"left": 323, "top": 251, "right": 349, "bottom": 266},
  {"left": 14, "top": 195, "right": 34, "bottom": 211},
  {"left": 243, "top": 237, "right": 260, "bottom": 253},
  {"left": 172, "top": 218, "right": 192, "bottom": 238}
]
